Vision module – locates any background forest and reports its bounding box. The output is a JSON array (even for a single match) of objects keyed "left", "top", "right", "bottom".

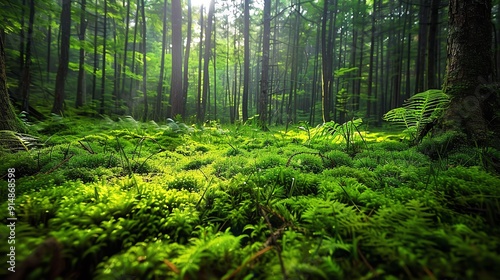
[{"left": 2, "top": 0, "right": 499, "bottom": 125}]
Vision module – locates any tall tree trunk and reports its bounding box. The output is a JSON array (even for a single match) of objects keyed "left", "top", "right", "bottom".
[
  {"left": 140, "top": 0, "right": 148, "bottom": 121},
  {"left": 182, "top": 0, "right": 192, "bottom": 119},
  {"left": 259, "top": 0, "right": 271, "bottom": 130},
  {"left": 92, "top": 0, "right": 98, "bottom": 102},
  {"left": 52, "top": 0, "right": 71, "bottom": 115},
  {"left": 366, "top": 0, "right": 376, "bottom": 118},
  {"left": 440, "top": 0, "right": 498, "bottom": 144},
  {"left": 155, "top": 0, "right": 168, "bottom": 121},
  {"left": 121, "top": 0, "right": 131, "bottom": 108},
  {"left": 46, "top": 14, "right": 52, "bottom": 83},
  {"left": 99, "top": 1, "right": 107, "bottom": 115},
  {"left": 199, "top": 0, "right": 214, "bottom": 123},
  {"left": 19, "top": 0, "right": 34, "bottom": 112},
  {"left": 415, "top": 0, "right": 429, "bottom": 93},
  {"left": 170, "top": 0, "right": 184, "bottom": 118},
  {"left": 76, "top": 0, "right": 87, "bottom": 108},
  {"left": 129, "top": 3, "right": 140, "bottom": 114},
  {"left": 321, "top": 0, "right": 337, "bottom": 122},
  {"left": 427, "top": 0, "right": 440, "bottom": 89},
  {"left": 197, "top": 5, "right": 204, "bottom": 121},
  {"left": 242, "top": 0, "right": 250, "bottom": 121}
]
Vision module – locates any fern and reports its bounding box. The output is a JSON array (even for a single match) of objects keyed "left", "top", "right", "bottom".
[{"left": 383, "top": 89, "right": 449, "bottom": 140}]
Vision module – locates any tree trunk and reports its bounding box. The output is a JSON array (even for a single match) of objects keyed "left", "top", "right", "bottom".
[
  {"left": 182, "top": 0, "right": 192, "bottom": 119},
  {"left": 155, "top": 0, "right": 168, "bottom": 121},
  {"left": 242, "top": 0, "right": 250, "bottom": 121},
  {"left": 170, "top": 0, "right": 184, "bottom": 118},
  {"left": 99, "top": 1, "right": 107, "bottom": 115},
  {"left": 140, "top": 0, "right": 148, "bottom": 121},
  {"left": 19, "top": 0, "right": 34, "bottom": 113},
  {"left": 197, "top": 5, "right": 204, "bottom": 121},
  {"left": 199, "top": 0, "right": 214, "bottom": 123},
  {"left": 440, "top": 0, "right": 498, "bottom": 144},
  {"left": 52, "top": 0, "right": 71, "bottom": 115},
  {"left": 76, "top": 0, "right": 87, "bottom": 108},
  {"left": 259, "top": 0, "right": 271, "bottom": 130}
]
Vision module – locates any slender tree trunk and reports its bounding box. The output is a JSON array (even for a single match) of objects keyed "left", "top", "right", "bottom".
[
  {"left": 129, "top": 3, "right": 140, "bottom": 114},
  {"left": 92, "top": 0, "right": 98, "bottom": 101},
  {"left": 427, "top": 0, "right": 440, "bottom": 89},
  {"left": 259, "top": 0, "right": 271, "bottom": 130},
  {"left": 415, "top": 0, "right": 429, "bottom": 93},
  {"left": 52, "top": 0, "right": 71, "bottom": 115},
  {"left": 155, "top": 0, "right": 168, "bottom": 121},
  {"left": 199, "top": 0, "right": 214, "bottom": 123},
  {"left": 76, "top": 0, "right": 87, "bottom": 108},
  {"left": 197, "top": 5, "right": 204, "bottom": 121},
  {"left": 170, "top": 0, "right": 184, "bottom": 118},
  {"left": 99, "top": 1, "right": 107, "bottom": 115},
  {"left": 242, "top": 0, "right": 250, "bottom": 121},
  {"left": 19, "top": 0, "right": 34, "bottom": 112},
  {"left": 121, "top": 0, "right": 131, "bottom": 108},
  {"left": 182, "top": 0, "right": 192, "bottom": 119},
  {"left": 140, "top": 0, "right": 148, "bottom": 121},
  {"left": 46, "top": 14, "right": 52, "bottom": 83},
  {"left": 366, "top": 1, "right": 376, "bottom": 118}
]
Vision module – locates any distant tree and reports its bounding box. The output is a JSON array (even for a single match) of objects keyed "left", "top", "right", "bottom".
[
  {"left": 439, "top": 0, "right": 499, "bottom": 144},
  {"left": 52, "top": 0, "right": 71, "bottom": 115}
]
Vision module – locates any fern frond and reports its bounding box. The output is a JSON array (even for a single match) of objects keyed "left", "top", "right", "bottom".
[{"left": 383, "top": 90, "right": 449, "bottom": 138}]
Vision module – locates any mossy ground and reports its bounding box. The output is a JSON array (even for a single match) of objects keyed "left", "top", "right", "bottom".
[{"left": 1, "top": 116, "right": 499, "bottom": 279}]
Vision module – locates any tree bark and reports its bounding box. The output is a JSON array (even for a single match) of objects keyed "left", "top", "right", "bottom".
[
  {"left": 76, "top": 0, "right": 87, "bottom": 108},
  {"left": 182, "top": 0, "right": 192, "bottom": 119},
  {"left": 19, "top": 0, "right": 34, "bottom": 113},
  {"left": 440, "top": 0, "right": 498, "bottom": 144},
  {"left": 52, "top": 0, "right": 71, "bottom": 115},
  {"left": 155, "top": 0, "right": 168, "bottom": 121},
  {"left": 170, "top": 0, "right": 184, "bottom": 118},
  {"left": 242, "top": 0, "right": 250, "bottom": 121},
  {"left": 259, "top": 0, "right": 271, "bottom": 130},
  {"left": 199, "top": 0, "right": 214, "bottom": 123}
]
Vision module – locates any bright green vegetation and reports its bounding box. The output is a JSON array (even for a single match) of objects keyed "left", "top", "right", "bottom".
[{"left": 1, "top": 116, "right": 500, "bottom": 279}]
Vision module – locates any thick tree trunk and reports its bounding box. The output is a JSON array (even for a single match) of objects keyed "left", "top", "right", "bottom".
[
  {"left": 170, "top": 0, "right": 184, "bottom": 118},
  {"left": 52, "top": 0, "right": 71, "bottom": 115},
  {"left": 440, "top": 0, "right": 498, "bottom": 144}
]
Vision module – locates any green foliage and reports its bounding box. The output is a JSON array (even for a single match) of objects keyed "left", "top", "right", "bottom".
[
  {"left": 383, "top": 89, "right": 450, "bottom": 141},
  {"left": 1, "top": 118, "right": 499, "bottom": 280}
]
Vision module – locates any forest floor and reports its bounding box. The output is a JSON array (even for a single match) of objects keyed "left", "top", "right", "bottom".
[{"left": 1, "top": 116, "right": 500, "bottom": 279}]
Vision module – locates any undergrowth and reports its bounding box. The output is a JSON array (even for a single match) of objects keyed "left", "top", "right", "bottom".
[{"left": 1, "top": 116, "right": 499, "bottom": 279}]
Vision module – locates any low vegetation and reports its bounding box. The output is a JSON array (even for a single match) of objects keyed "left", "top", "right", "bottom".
[{"left": 1, "top": 116, "right": 499, "bottom": 279}]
